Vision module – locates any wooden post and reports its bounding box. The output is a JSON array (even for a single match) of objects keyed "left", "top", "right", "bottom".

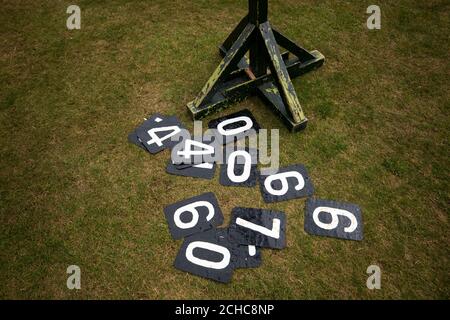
[{"left": 187, "top": 0, "right": 325, "bottom": 132}]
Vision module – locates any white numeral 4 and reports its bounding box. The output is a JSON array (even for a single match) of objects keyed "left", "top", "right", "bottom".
[
  {"left": 177, "top": 139, "right": 215, "bottom": 159},
  {"left": 147, "top": 126, "right": 181, "bottom": 147}
]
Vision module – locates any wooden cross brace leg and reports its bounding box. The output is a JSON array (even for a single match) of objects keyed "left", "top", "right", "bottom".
[{"left": 187, "top": 0, "right": 325, "bottom": 132}]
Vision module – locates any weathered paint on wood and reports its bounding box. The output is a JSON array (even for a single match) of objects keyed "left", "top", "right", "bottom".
[{"left": 187, "top": 0, "right": 324, "bottom": 131}]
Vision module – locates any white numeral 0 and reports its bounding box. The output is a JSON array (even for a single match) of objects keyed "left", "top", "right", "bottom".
[
  {"left": 312, "top": 207, "right": 358, "bottom": 233},
  {"left": 217, "top": 116, "right": 253, "bottom": 136},
  {"left": 186, "top": 241, "right": 231, "bottom": 270},
  {"left": 227, "top": 150, "right": 252, "bottom": 183},
  {"left": 174, "top": 201, "right": 215, "bottom": 229},
  {"left": 264, "top": 171, "right": 305, "bottom": 196}
]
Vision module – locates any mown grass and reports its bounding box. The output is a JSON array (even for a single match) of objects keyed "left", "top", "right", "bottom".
[{"left": 0, "top": 0, "right": 448, "bottom": 299}]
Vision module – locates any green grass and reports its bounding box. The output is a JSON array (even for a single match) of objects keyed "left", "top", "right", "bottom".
[{"left": 0, "top": 0, "right": 449, "bottom": 299}]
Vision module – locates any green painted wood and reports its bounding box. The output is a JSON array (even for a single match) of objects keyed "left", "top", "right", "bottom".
[
  {"left": 187, "top": 0, "right": 324, "bottom": 131},
  {"left": 191, "top": 23, "right": 255, "bottom": 109},
  {"left": 260, "top": 22, "right": 306, "bottom": 124}
]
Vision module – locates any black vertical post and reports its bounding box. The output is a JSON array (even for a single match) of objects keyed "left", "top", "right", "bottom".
[
  {"left": 249, "top": 0, "right": 268, "bottom": 77},
  {"left": 258, "top": 0, "right": 268, "bottom": 22},
  {"left": 248, "top": 0, "right": 258, "bottom": 24}
]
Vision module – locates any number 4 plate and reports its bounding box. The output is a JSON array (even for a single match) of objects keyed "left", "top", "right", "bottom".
[{"left": 135, "top": 114, "right": 186, "bottom": 154}]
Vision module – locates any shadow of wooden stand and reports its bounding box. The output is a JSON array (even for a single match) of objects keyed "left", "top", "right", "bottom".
[{"left": 187, "top": 0, "right": 325, "bottom": 132}]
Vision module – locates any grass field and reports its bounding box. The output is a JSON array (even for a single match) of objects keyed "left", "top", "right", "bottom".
[{"left": 0, "top": 0, "right": 449, "bottom": 299}]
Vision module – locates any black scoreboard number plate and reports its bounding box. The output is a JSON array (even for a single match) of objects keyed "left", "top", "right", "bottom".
[
  {"left": 127, "top": 130, "right": 147, "bottom": 150},
  {"left": 174, "top": 229, "right": 234, "bottom": 283},
  {"left": 135, "top": 114, "right": 186, "bottom": 154},
  {"left": 166, "top": 161, "right": 216, "bottom": 180},
  {"left": 231, "top": 244, "right": 262, "bottom": 269},
  {"left": 216, "top": 228, "right": 262, "bottom": 269},
  {"left": 208, "top": 109, "right": 261, "bottom": 145},
  {"left": 259, "top": 164, "right": 314, "bottom": 203},
  {"left": 219, "top": 148, "right": 258, "bottom": 187},
  {"left": 164, "top": 192, "right": 224, "bottom": 240},
  {"left": 228, "top": 207, "right": 286, "bottom": 249},
  {"left": 304, "top": 198, "right": 364, "bottom": 241}
]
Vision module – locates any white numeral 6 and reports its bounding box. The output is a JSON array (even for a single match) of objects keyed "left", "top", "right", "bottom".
[
  {"left": 312, "top": 207, "right": 358, "bottom": 233},
  {"left": 174, "top": 201, "right": 215, "bottom": 229},
  {"left": 264, "top": 171, "right": 305, "bottom": 196}
]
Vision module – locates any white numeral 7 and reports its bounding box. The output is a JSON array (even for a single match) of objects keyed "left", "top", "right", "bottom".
[{"left": 236, "top": 217, "right": 281, "bottom": 239}]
